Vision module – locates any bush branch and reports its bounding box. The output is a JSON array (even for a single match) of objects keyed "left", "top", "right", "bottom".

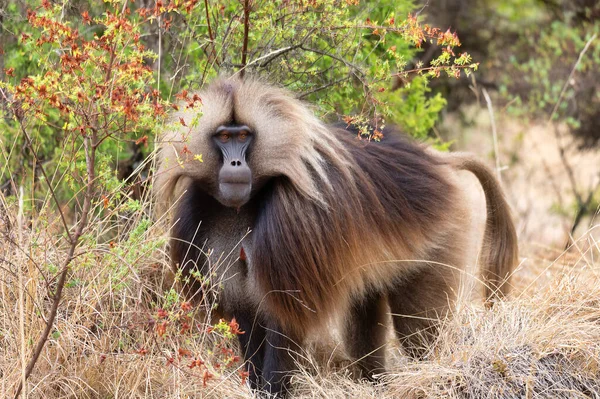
[
  {"left": 240, "top": 0, "right": 251, "bottom": 78},
  {"left": 12, "top": 121, "right": 97, "bottom": 399}
]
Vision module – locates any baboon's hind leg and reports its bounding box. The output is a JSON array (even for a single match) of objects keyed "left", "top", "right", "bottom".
[
  {"left": 343, "top": 290, "right": 389, "bottom": 381},
  {"left": 388, "top": 252, "right": 463, "bottom": 358}
]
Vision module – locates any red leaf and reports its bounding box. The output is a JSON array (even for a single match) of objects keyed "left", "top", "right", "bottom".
[
  {"left": 136, "top": 347, "right": 148, "bottom": 356},
  {"left": 229, "top": 318, "right": 245, "bottom": 335},
  {"left": 82, "top": 11, "right": 92, "bottom": 24},
  {"left": 202, "top": 370, "right": 213, "bottom": 387},
  {"left": 135, "top": 135, "right": 148, "bottom": 146},
  {"left": 178, "top": 348, "right": 192, "bottom": 358},
  {"left": 240, "top": 370, "right": 250, "bottom": 385}
]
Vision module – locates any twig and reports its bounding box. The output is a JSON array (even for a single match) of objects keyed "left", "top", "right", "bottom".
[
  {"left": 545, "top": 33, "right": 597, "bottom": 247},
  {"left": 12, "top": 99, "right": 98, "bottom": 399},
  {"left": 548, "top": 33, "right": 597, "bottom": 123},
  {"left": 18, "top": 186, "right": 26, "bottom": 398},
  {"left": 481, "top": 88, "right": 502, "bottom": 183},
  {"left": 554, "top": 126, "right": 582, "bottom": 205},
  {"left": 299, "top": 46, "right": 365, "bottom": 76},
  {"left": 237, "top": 44, "right": 302, "bottom": 69},
  {"left": 569, "top": 188, "right": 597, "bottom": 237},
  {"left": 257, "top": 29, "right": 316, "bottom": 68},
  {"left": 204, "top": 0, "right": 214, "bottom": 43},
  {"left": 157, "top": 14, "right": 162, "bottom": 91},
  {"left": 203, "top": 0, "right": 218, "bottom": 65},
  {"left": 240, "top": 0, "right": 250, "bottom": 78},
  {"left": 13, "top": 119, "right": 72, "bottom": 243},
  {"left": 393, "top": 64, "right": 477, "bottom": 77},
  {"left": 297, "top": 77, "right": 350, "bottom": 99},
  {"left": 415, "top": 0, "right": 430, "bottom": 17}
]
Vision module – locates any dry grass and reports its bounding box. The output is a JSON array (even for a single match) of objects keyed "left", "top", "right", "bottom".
[{"left": 1, "top": 183, "right": 599, "bottom": 398}]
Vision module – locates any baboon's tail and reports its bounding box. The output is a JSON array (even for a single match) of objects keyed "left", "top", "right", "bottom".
[{"left": 447, "top": 153, "right": 518, "bottom": 301}]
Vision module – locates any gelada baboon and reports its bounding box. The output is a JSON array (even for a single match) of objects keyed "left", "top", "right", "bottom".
[{"left": 155, "top": 77, "right": 518, "bottom": 396}]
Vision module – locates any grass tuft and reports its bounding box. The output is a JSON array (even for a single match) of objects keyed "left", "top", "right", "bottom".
[{"left": 0, "top": 186, "right": 599, "bottom": 398}]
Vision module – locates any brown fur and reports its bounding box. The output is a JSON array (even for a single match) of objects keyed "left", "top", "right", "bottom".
[
  {"left": 155, "top": 76, "right": 518, "bottom": 395},
  {"left": 445, "top": 153, "right": 518, "bottom": 300}
]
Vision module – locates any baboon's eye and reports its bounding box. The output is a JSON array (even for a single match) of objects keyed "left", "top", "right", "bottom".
[
  {"left": 218, "top": 132, "right": 231, "bottom": 143},
  {"left": 238, "top": 131, "right": 248, "bottom": 142}
]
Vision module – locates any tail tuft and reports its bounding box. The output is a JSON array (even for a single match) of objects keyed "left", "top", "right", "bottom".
[{"left": 447, "top": 153, "right": 518, "bottom": 301}]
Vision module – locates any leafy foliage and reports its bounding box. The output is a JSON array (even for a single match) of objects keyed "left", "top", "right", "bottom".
[
  {"left": 156, "top": 0, "right": 476, "bottom": 139},
  {"left": 421, "top": 0, "right": 600, "bottom": 147},
  {"left": 0, "top": 0, "right": 476, "bottom": 205},
  {"left": 500, "top": 20, "right": 600, "bottom": 146},
  {"left": 1, "top": 1, "right": 168, "bottom": 207}
]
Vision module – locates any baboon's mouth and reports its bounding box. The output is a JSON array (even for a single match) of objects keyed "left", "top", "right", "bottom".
[{"left": 218, "top": 182, "right": 252, "bottom": 208}]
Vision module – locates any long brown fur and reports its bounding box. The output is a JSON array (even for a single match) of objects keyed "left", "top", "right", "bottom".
[
  {"left": 155, "top": 76, "right": 518, "bottom": 394},
  {"left": 250, "top": 129, "right": 461, "bottom": 335}
]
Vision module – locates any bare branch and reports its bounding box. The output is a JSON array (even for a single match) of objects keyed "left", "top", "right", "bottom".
[
  {"left": 240, "top": 0, "right": 251, "bottom": 78},
  {"left": 15, "top": 119, "right": 73, "bottom": 244},
  {"left": 204, "top": 0, "right": 214, "bottom": 43},
  {"left": 546, "top": 33, "right": 597, "bottom": 247},
  {"left": 482, "top": 88, "right": 502, "bottom": 184},
  {"left": 297, "top": 77, "right": 350, "bottom": 99},
  {"left": 299, "top": 46, "right": 364, "bottom": 76},
  {"left": 548, "top": 33, "right": 597, "bottom": 123}
]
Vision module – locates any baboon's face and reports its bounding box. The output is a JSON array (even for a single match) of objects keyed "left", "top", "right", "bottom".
[
  {"left": 166, "top": 78, "right": 329, "bottom": 210},
  {"left": 211, "top": 125, "right": 254, "bottom": 208}
]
